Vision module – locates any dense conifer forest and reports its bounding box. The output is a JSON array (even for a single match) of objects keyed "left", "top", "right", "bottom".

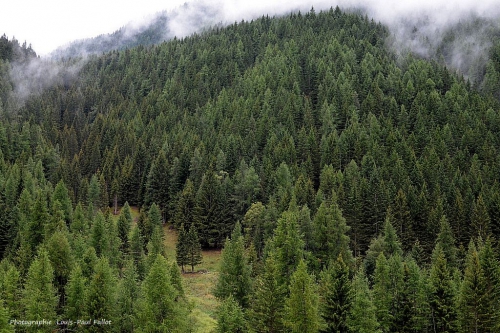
[{"left": 1, "top": 7, "right": 500, "bottom": 332}]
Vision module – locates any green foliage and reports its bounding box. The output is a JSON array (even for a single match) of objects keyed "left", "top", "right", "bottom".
[
  {"left": 347, "top": 267, "right": 381, "bottom": 333},
  {"left": 373, "top": 253, "right": 392, "bottom": 333},
  {"left": 0, "top": 262, "right": 20, "bottom": 320},
  {"left": 215, "top": 295, "right": 246, "bottom": 333},
  {"left": 22, "top": 249, "right": 57, "bottom": 331},
  {"left": 1, "top": 6, "right": 500, "bottom": 331},
  {"left": 319, "top": 254, "right": 352, "bottom": 333},
  {"left": 115, "top": 260, "right": 138, "bottom": 333},
  {"left": 86, "top": 258, "right": 115, "bottom": 329},
  {"left": 214, "top": 222, "right": 252, "bottom": 308},
  {"left": 170, "top": 261, "right": 185, "bottom": 299},
  {"left": 186, "top": 224, "right": 203, "bottom": 272},
  {"left": 283, "top": 259, "right": 322, "bottom": 333},
  {"left": 0, "top": 302, "right": 12, "bottom": 333},
  {"left": 135, "top": 255, "right": 188, "bottom": 332},
  {"left": 458, "top": 240, "right": 495, "bottom": 332},
  {"left": 430, "top": 244, "right": 458, "bottom": 333},
  {"left": 173, "top": 179, "right": 196, "bottom": 229},
  {"left": 313, "top": 196, "right": 353, "bottom": 269},
  {"left": 65, "top": 264, "right": 87, "bottom": 319},
  {"left": 117, "top": 209, "right": 132, "bottom": 253},
  {"left": 176, "top": 224, "right": 189, "bottom": 272},
  {"left": 247, "top": 256, "right": 286, "bottom": 333},
  {"left": 268, "top": 209, "right": 305, "bottom": 287}
]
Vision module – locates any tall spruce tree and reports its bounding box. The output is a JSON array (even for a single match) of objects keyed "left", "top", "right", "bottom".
[
  {"left": 283, "top": 259, "right": 322, "bottom": 333},
  {"left": 247, "top": 256, "right": 286, "bottom": 333},
  {"left": 268, "top": 209, "right": 305, "bottom": 287},
  {"left": 347, "top": 267, "right": 381, "bottom": 333},
  {"left": 215, "top": 295, "right": 247, "bottom": 333},
  {"left": 373, "top": 253, "right": 392, "bottom": 333},
  {"left": 429, "top": 244, "right": 457, "bottom": 333},
  {"left": 65, "top": 264, "right": 87, "bottom": 320},
  {"left": 22, "top": 249, "right": 57, "bottom": 332},
  {"left": 0, "top": 301, "right": 13, "bottom": 333},
  {"left": 313, "top": 196, "right": 353, "bottom": 269},
  {"left": 214, "top": 222, "right": 252, "bottom": 308},
  {"left": 478, "top": 238, "right": 500, "bottom": 331},
  {"left": 135, "top": 255, "right": 187, "bottom": 332},
  {"left": 86, "top": 258, "right": 116, "bottom": 331},
  {"left": 458, "top": 240, "right": 490, "bottom": 332},
  {"left": 186, "top": 224, "right": 202, "bottom": 272},
  {"left": 319, "top": 254, "right": 351, "bottom": 333},
  {"left": 176, "top": 224, "right": 189, "bottom": 272},
  {"left": 115, "top": 260, "right": 139, "bottom": 333}
]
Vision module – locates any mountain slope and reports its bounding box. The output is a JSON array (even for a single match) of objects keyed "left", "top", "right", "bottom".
[{"left": 0, "top": 7, "right": 500, "bottom": 332}]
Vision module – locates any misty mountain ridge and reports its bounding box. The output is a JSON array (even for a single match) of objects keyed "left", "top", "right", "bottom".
[
  {"left": 48, "top": 1, "right": 500, "bottom": 91},
  {"left": 50, "top": 2, "right": 223, "bottom": 59}
]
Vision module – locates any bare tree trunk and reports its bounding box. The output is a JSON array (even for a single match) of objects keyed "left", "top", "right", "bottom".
[{"left": 114, "top": 194, "right": 118, "bottom": 215}]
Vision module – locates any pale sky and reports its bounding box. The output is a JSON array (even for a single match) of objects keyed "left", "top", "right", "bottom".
[{"left": 0, "top": 0, "right": 187, "bottom": 55}]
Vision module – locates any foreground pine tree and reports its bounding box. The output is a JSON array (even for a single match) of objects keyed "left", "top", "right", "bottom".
[
  {"left": 429, "top": 244, "right": 457, "bottom": 333},
  {"left": 64, "top": 264, "right": 87, "bottom": 320},
  {"left": 86, "top": 258, "right": 116, "bottom": 332},
  {"left": 115, "top": 260, "right": 139, "bottom": 333},
  {"left": 347, "top": 267, "right": 381, "bottom": 333},
  {"left": 186, "top": 224, "right": 202, "bottom": 272},
  {"left": 214, "top": 222, "right": 252, "bottom": 308},
  {"left": 215, "top": 295, "right": 246, "bottom": 333},
  {"left": 373, "top": 253, "right": 392, "bottom": 333},
  {"left": 22, "top": 249, "right": 57, "bottom": 332},
  {"left": 458, "top": 240, "right": 492, "bottom": 332},
  {"left": 135, "top": 254, "right": 187, "bottom": 332},
  {"left": 283, "top": 259, "right": 322, "bottom": 333},
  {"left": 247, "top": 256, "right": 286, "bottom": 333},
  {"left": 0, "top": 302, "right": 13, "bottom": 333},
  {"left": 319, "top": 254, "right": 351, "bottom": 332},
  {"left": 176, "top": 224, "right": 189, "bottom": 272}
]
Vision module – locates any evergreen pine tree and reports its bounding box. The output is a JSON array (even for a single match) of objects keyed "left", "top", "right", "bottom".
[
  {"left": 135, "top": 255, "right": 187, "bottom": 332},
  {"left": 216, "top": 295, "right": 247, "bottom": 333},
  {"left": 186, "top": 224, "right": 202, "bottom": 272},
  {"left": 382, "top": 213, "right": 403, "bottom": 258},
  {"left": 347, "top": 267, "right": 381, "bottom": 333},
  {"left": 170, "top": 261, "right": 185, "bottom": 299},
  {"left": 283, "top": 259, "right": 322, "bottom": 333},
  {"left": 86, "top": 257, "right": 116, "bottom": 330},
  {"left": 458, "top": 240, "right": 490, "bottom": 332},
  {"left": 373, "top": 253, "right": 392, "bottom": 333},
  {"left": 22, "top": 249, "right": 57, "bottom": 332},
  {"left": 269, "top": 209, "right": 305, "bottom": 286},
  {"left": 129, "top": 224, "right": 145, "bottom": 280},
  {"left": 214, "top": 222, "right": 252, "bottom": 308},
  {"left": 117, "top": 213, "right": 131, "bottom": 254},
  {"left": 146, "top": 225, "right": 165, "bottom": 267},
  {"left": 0, "top": 301, "right": 13, "bottom": 333},
  {"left": 176, "top": 224, "right": 189, "bottom": 272},
  {"left": 147, "top": 203, "right": 162, "bottom": 234},
  {"left": 247, "top": 256, "right": 286, "bottom": 333},
  {"left": 429, "top": 244, "right": 457, "bottom": 333},
  {"left": 313, "top": 197, "right": 353, "bottom": 269},
  {"left": 115, "top": 260, "right": 138, "bottom": 333},
  {"left": 319, "top": 254, "right": 351, "bottom": 333},
  {"left": 471, "top": 194, "right": 491, "bottom": 240},
  {"left": 0, "top": 263, "right": 20, "bottom": 320},
  {"left": 436, "top": 215, "right": 458, "bottom": 269},
  {"left": 65, "top": 264, "right": 87, "bottom": 320},
  {"left": 173, "top": 179, "right": 196, "bottom": 229}
]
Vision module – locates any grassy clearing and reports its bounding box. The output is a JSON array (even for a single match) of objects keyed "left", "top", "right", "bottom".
[
  {"left": 109, "top": 205, "right": 140, "bottom": 222},
  {"left": 163, "top": 225, "right": 222, "bottom": 332}
]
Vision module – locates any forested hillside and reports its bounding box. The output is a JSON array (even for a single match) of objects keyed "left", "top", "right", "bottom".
[{"left": 1, "top": 7, "right": 500, "bottom": 332}]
